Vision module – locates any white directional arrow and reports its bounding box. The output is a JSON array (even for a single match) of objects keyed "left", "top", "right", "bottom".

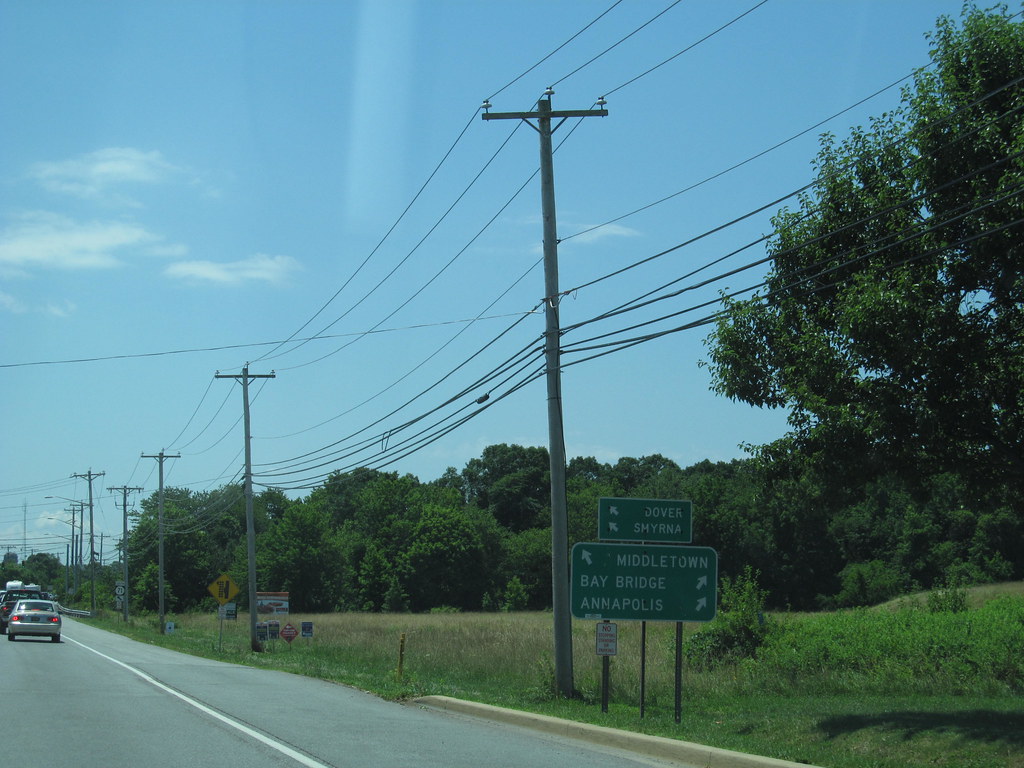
[
  {"left": 697, "top": 575, "right": 707, "bottom": 590},
  {"left": 581, "top": 549, "right": 593, "bottom": 566},
  {"left": 608, "top": 521, "right": 619, "bottom": 532},
  {"left": 697, "top": 597, "right": 707, "bottom": 611},
  {"left": 609, "top": 505, "right": 619, "bottom": 515}
]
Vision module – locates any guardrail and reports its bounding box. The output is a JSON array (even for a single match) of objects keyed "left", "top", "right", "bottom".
[{"left": 57, "top": 604, "right": 93, "bottom": 618}]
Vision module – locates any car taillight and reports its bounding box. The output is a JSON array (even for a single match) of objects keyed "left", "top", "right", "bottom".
[
  {"left": 10, "top": 615, "right": 20, "bottom": 622},
  {"left": 50, "top": 617, "right": 59, "bottom": 622}
]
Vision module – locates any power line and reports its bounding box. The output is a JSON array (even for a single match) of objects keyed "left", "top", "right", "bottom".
[{"left": 252, "top": 86, "right": 1024, "bottom": 486}]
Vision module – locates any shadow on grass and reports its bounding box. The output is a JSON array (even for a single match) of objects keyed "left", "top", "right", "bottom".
[{"left": 818, "top": 710, "right": 1024, "bottom": 746}]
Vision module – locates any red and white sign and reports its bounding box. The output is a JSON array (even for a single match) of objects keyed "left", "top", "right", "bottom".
[
  {"left": 280, "top": 623, "right": 298, "bottom": 643},
  {"left": 596, "top": 622, "right": 617, "bottom": 656}
]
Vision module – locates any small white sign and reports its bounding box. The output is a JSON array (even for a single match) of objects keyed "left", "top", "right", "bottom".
[{"left": 596, "top": 621, "right": 617, "bottom": 656}]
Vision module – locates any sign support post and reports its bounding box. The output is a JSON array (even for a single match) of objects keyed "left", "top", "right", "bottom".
[
  {"left": 208, "top": 574, "right": 239, "bottom": 652},
  {"left": 595, "top": 622, "right": 616, "bottom": 713}
]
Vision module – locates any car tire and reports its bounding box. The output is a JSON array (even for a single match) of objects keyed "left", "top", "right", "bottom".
[
  {"left": 6, "top": 633, "right": 13, "bottom": 641},
  {"left": 51, "top": 634, "right": 60, "bottom": 643}
]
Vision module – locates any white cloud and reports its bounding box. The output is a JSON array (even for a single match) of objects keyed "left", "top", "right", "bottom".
[
  {"left": 43, "top": 299, "right": 77, "bottom": 318},
  {"left": 566, "top": 222, "right": 641, "bottom": 245},
  {"left": 164, "top": 253, "right": 301, "bottom": 284},
  {"left": 0, "top": 289, "right": 75, "bottom": 317},
  {"left": 0, "top": 211, "right": 157, "bottom": 274},
  {"left": 29, "top": 147, "right": 185, "bottom": 204},
  {"left": 0, "top": 290, "right": 27, "bottom": 313}
]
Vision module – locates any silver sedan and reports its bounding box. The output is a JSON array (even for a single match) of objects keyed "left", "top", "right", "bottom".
[{"left": 7, "top": 600, "right": 61, "bottom": 642}]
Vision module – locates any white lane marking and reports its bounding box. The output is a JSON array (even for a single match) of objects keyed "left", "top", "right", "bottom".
[{"left": 65, "top": 635, "right": 333, "bottom": 768}]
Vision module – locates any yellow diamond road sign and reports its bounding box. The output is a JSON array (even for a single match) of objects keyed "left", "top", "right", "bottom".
[{"left": 208, "top": 574, "right": 239, "bottom": 605}]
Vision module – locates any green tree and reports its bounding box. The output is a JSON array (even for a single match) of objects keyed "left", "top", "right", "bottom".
[
  {"left": 21, "top": 553, "right": 63, "bottom": 592},
  {"left": 403, "top": 505, "right": 487, "bottom": 611},
  {"left": 501, "top": 526, "right": 552, "bottom": 609},
  {"left": 305, "top": 468, "right": 395, "bottom": 528},
  {"left": 461, "top": 444, "right": 549, "bottom": 531},
  {"left": 705, "top": 8, "right": 1024, "bottom": 536},
  {"left": 258, "top": 501, "right": 344, "bottom": 612}
]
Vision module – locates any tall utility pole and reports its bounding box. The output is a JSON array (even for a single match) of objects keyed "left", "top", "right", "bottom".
[
  {"left": 216, "top": 365, "right": 275, "bottom": 651},
  {"left": 45, "top": 496, "right": 83, "bottom": 593},
  {"left": 142, "top": 452, "right": 178, "bottom": 632},
  {"left": 72, "top": 469, "right": 105, "bottom": 614},
  {"left": 68, "top": 502, "right": 83, "bottom": 592},
  {"left": 109, "top": 484, "right": 143, "bottom": 622},
  {"left": 483, "top": 91, "right": 608, "bottom": 697},
  {"left": 59, "top": 501, "right": 83, "bottom": 591}
]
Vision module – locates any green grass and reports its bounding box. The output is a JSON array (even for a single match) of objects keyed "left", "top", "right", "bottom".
[{"left": 79, "top": 585, "right": 1024, "bottom": 768}]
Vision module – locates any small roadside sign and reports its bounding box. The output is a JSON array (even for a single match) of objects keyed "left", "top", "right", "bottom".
[
  {"left": 208, "top": 574, "right": 239, "bottom": 605},
  {"left": 256, "top": 622, "right": 269, "bottom": 642},
  {"left": 596, "top": 622, "right": 617, "bottom": 656},
  {"left": 281, "top": 623, "right": 298, "bottom": 644},
  {"left": 301, "top": 621, "right": 313, "bottom": 638}
]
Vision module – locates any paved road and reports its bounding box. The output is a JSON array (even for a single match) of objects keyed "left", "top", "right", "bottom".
[{"left": 3, "top": 618, "right": 695, "bottom": 768}]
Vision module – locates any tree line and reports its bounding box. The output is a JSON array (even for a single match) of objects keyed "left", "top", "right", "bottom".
[{"left": 37, "top": 439, "right": 1011, "bottom": 615}]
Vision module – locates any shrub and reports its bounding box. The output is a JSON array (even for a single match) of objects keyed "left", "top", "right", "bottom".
[
  {"left": 685, "top": 566, "right": 771, "bottom": 669},
  {"left": 502, "top": 576, "right": 529, "bottom": 612},
  {"left": 828, "top": 560, "right": 905, "bottom": 608},
  {"left": 926, "top": 576, "right": 968, "bottom": 613}
]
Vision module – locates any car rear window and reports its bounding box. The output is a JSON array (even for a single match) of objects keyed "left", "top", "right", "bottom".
[{"left": 17, "top": 602, "right": 54, "bottom": 612}]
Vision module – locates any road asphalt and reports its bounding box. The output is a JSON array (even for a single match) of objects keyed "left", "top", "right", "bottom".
[{"left": 412, "top": 696, "right": 823, "bottom": 768}]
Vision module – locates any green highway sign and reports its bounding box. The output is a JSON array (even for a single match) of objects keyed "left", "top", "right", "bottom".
[
  {"left": 571, "top": 542, "right": 717, "bottom": 622},
  {"left": 598, "top": 497, "right": 692, "bottom": 543}
]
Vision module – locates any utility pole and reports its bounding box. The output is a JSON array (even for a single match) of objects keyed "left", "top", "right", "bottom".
[
  {"left": 483, "top": 91, "right": 607, "bottom": 697},
  {"left": 216, "top": 364, "right": 275, "bottom": 652},
  {"left": 72, "top": 469, "right": 105, "bottom": 614},
  {"left": 109, "top": 484, "right": 143, "bottom": 622},
  {"left": 142, "top": 452, "right": 178, "bottom": 633},
  {"left": 65, "top": 502, "right": 83, "bottom": 592}
]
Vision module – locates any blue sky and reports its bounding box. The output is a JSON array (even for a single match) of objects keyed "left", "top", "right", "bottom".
[{"left": 1, "top": 0, "right": 969, "bottom": 562}]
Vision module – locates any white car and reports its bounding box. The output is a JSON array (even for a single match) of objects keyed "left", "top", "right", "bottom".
[{"left": 7, "top": 599, "right": 61, "bottom": 642}]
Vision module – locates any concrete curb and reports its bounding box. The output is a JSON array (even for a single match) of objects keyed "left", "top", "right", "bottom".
[{"left": 411, "top": 696, "right": 821, "bottom": 768}]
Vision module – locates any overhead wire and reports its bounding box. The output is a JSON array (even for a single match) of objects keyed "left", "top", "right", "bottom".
[
  {"left": 256, "top": 0, "right": 637, "bottom": 370},
  {"left": 255, "top": 5, "right": 1020, "bottom": 486},
  {"left": 105, "top": 3, "right": 630, "bottom": 495},
  {"left": 558, "top": 69, "right": 918, "bottom": 245},
  {"left": 558, "top": 71, "right": 1024, "bottom": 321},
  {"left": 564, "top": 138, "right": 1024, "bottom": 343},
  {"left": 554, "top": 0, "right": 769, "bottom": 95},
  {"left": 254, "top": 326, "right": 546, "bottom": 475},
  {"left": 486, "top": 0, "right": 627, "bottom": 101},
  {"left": 550, "top": 0, "right": 687, "bottom": 88},
  {"left": 246, "top": 115, "right": 602, "bottom": 473},
  {"left": 22, "top": 4, "right": 1011, "bottom": 504},
  {"left": 258, "top": 66, "right": 1024, "bottom": 484},
  {"left": 557, "top": 146, "right": 1024, "bottom": 362},
  {"left": 274, "top": 118, "right": 531, "bottom": 371},
  {"left": 559, "top": 208, "right": 1024, "bottom": 371}
]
